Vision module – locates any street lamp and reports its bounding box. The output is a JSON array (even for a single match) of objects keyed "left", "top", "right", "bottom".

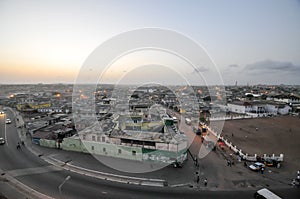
[
  {"left": 58, "top": 175, "right": 71, "bottom": 199},
  {"left": 0, "top": 113, "right": 7, "bottom": 145},
  {"left": 4, "top": 113, "right": 6, "bottom": 144}
]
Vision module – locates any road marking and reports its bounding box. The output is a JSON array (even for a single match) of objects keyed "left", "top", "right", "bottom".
[
  {"left": 5, "top": 165, "right": 63, "bottom": 177},
  {"left": 169, "top": 183, "right": 190, "bottom": 188}
]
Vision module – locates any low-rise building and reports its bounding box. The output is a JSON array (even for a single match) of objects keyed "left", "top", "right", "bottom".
[{"left": 227, "top": 101, "right": 291, "bottom": 116}]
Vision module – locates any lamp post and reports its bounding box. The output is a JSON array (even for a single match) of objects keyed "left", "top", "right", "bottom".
[
  {"left": 58, "top": 175, "right": 71, "bottom": 199},
  {"left": 4, "top": 113, "right": 6, "bottom": 145},
  {"left": 1, "top": 112, "right": 7, "bottom": 145}
]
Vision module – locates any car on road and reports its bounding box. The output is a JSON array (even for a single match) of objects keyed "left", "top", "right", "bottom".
[
  {"left": 254, "top": 188, "right": 281, "bottom": 199},
  {"left": 249, "top": 162, "right": 266, "bottom": 171},
  {"left": 0, "top": 137, "right": 5, "bottom": 145},
  {"left": 6, "top": 118, "right": 12, "bottom": 124}
]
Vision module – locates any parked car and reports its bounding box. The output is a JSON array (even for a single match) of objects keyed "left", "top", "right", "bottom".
[
  {"left": 249, "top": 162, "right": 265, "bottom": 171},
  {"left": 6, "top": 118, "right": 11, "bottom": 124},
  {"left": 0, "top": 137, "right": 5, "bottom": 145},
  {"left": 263, "top": 159, "right": 278, "bottom": 167},
  {"left": 0, "top": 111, "right": 4, "bottom": 115}
]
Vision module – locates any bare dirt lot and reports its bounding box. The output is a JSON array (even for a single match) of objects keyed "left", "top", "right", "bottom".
[{"left": 212, "top": 115, "right": 300, "bottom": 173}]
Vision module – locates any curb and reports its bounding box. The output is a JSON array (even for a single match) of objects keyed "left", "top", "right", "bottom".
[{"left": 46, "top": 155, "right": 167, "bottom": 187}]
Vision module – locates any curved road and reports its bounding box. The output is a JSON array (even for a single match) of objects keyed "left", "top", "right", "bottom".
[{"left": 0, "top": 109, "right": 299, "bottom": 199}]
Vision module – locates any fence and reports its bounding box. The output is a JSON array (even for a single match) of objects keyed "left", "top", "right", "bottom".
[
  {"left": 208, "top": 126, "right": 283, "bottom": 162},
  {"left": 210, "top": 114, "right": 257, "bottom": 121}
]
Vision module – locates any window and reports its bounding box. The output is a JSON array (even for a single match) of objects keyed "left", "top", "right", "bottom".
[
  {"left": 91, "top": 146, "right": 94, "bottom": 150},
  {"left": 118, "top": 149, "right": 122, "bottom": 154},
  {"left": 97, "top": 136, "right": 100, "bottom": 142},
  {"left": 102, "top": 137, "right": 105, "bottom": 142},
  {"left": 92, "top": 136, "right": 95, "bottom": 141},
  {"left": 103, "top": 148, "right": 106, "bottom": 152},
  {"left": 132, "top": 151, "right": 136, "bottom": 156},
  {"left": 82, "top": 135, "right": 86, "bottom": 140}
]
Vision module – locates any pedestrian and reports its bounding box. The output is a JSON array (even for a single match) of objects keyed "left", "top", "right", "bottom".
[
  {"left": 204, "top": 178, "right": 208, "bottom": 187},
  {"left": 292, "top": 179, "right": 297, "bottom": 187},
  {"left": 227, "top": 160, "right": 230, "bottom": 166},
  {"left": 196, "top": 174, "right": 200, "bottom": 184},
  {"left": 244, "top": 162, "right": 247, "bottom": 167},
  {"left": 16, "top": 142, "right": 21, "bottom": 150},
  {"left": 297, "top": 175, "right": 300, "bottom": 182},
  {"left": 261, "top": 167, "right": 264, "bottom": 174},
  {"left": 297, "top": 170, "right": 300, "bottom": 176},
  {"left": 277, "top": 163, "right": 281, "bottom": 169}
]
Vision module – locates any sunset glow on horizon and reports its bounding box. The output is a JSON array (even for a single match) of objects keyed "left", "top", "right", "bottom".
[{"left": 1, "top": 0, "right": 300, "bottom": 85}]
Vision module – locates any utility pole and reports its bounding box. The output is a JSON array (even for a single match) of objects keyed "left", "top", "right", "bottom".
[{"left": 58, "top": 175, "right": 71, "bottom": 199}]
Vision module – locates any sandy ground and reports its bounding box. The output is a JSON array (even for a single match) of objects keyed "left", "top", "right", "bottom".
[{"left": 211, "top": 115, "right": 300, "bottom": 173}]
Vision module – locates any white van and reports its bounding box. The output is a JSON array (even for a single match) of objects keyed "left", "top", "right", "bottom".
[{"left": 254, "top": 188, "right": 281, "bottom": 199}]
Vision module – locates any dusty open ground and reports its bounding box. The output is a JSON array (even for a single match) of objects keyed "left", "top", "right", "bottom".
[{"left": 212, "top": 115, "right": 300, "bottom": 173}]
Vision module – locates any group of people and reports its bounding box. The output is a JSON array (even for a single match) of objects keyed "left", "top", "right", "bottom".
[
  {"left": 16, "top": 141, "right": 24, "bottom": 149},
  {"left": 227, "top": 159, "right": 234, "bottom": 167},
  {"left": 195, "top": 172, "right": 208, "bottom": 187}
]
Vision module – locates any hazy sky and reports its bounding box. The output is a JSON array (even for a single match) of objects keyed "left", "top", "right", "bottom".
[{"left": 0, "top": 0, "right": 300, "bottom": 85}]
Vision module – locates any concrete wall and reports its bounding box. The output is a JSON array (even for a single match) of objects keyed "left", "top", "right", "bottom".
[
  {"left": 61, "top": 136, "right": 186, "bottom": 163},
  {"left": 61, "top": 137, "right": 89, "bottom": 153},
  {"left": 83, "top": 141, "right": 143, "bottom": 161},
  {"left": 40, "top": 139, "right": 57, "bottom": 148},
  {"left": 265, "top": 104, "right": 278, "bottom": 114},
  {"left": 278, "top": 106, "right": 291, "bottom": 115},
  {"left": 61, "top": 137, "right": 143, "bottom": 161},
  {"left": 227, "top": 104, "right": 245, "bottom": 114}
]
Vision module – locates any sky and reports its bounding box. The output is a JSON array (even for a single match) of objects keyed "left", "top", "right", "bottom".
[{"left": 0, "top": 0, "right": 300, "bottom": 85}]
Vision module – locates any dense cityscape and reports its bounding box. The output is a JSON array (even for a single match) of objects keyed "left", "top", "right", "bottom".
[
  {"left": 0, "top": 83, "right": 299, "bottom": 198},
  {"left": 1, "top": 1, "right": 300, "bottom": 199}
]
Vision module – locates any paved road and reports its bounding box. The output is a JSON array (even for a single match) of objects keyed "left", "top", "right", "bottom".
[{"left": 0, "top": 108, "right": 299, "bottom": 199}]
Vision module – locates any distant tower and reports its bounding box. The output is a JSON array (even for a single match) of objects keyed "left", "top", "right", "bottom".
[{"left": 235, "top": 81, "right": 237, "bottom": 87}]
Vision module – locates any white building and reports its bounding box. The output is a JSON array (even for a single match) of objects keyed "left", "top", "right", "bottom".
[
  {"left": 227, "top": 101, "right": 291, "bottom": 116},
  {"left": 267, "top": 94, "right": 300, "bottom": 105},
  {"left": 227, "top": 101, "right": 252, "bottom": 114}
]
